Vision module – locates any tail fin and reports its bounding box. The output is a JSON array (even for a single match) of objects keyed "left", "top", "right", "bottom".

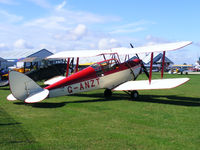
[{"left": 7, "top": 71, "right": 49, "bottom": 103}]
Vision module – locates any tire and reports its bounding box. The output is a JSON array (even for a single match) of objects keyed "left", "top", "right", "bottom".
[
  {"left": 104, "top": 89, "right": 112, "bottom": 98},
  {"left": 130, "top": 90, "right": 139, "bottom": 100}
]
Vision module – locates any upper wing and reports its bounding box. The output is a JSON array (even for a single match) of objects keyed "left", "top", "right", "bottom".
[
  {"left": 47, "top": 41, "right": 192, "bottom": 59},
  {"left": 47, "top": 49, "right": 112, "bottom": 59},
  {"left": 113, "top": 78, "right": 190, "bottom": 91},
  {"left": 112, "top": 41, "right": 192, "bottom": 55}
]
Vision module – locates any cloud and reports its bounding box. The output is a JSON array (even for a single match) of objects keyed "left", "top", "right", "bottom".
[
  {"left": 53, "top": 2, "right": 120, "bottom": 24},
  {"left": 23, "top": 4, "right": 116, "bottom": 31},
  {"left": 0, "top": 0, "right": 17, "bottom": 5},
  {"left": 110, "top": 20, "right": 155, "bottom": 34},
  {"left": 145, "top": 35, "right": 171, "bottom": 45},
  {"left": 0, "top": 43, "right": 9, "bottom": 50},
  {"left": 13, "top": 39, "right": 33, "bottom": 49},
  {"left": 110, "top": 27, "right": 145, "bottom": 34},
  {"left": 193, "top": 41, "right": 200, "bottom": 47},
  {"left": 58, "top": 10, "right": 112, "bottom": 24},
  {"left": 98, "top": 38, "right": 120, "bottom": 49},
  {"left": 24, "top": 16, "right": 67, "bottom": 30},
  {"left": 167, "top": 48, "right": 195, "bottom": 65},
  {"left": 55, "top": 0, "right": 67, "bottom": 11},
  {"left": 115, "top": 20, "right": 155, "bottom": 29},
  {"left": 71, "top": 24, "right": 87, "bottom": 40},
  {"left": 0, "top": 1, "right": 121, "bottom": 53},
  {"left": 20, "top": 2, "right": 121, "bottom": 51},
  {"left": 27, "top": 0, "right": 51, "bottom": 8},
  {"left": 0, "top": 10, "right": 23, "bottom": 23},
  {"left": 53, "top": 24, "right": 87, "bottom": 41}
]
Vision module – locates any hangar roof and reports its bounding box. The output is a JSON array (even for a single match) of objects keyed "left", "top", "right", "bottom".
[
  {"left": 141, "top": 52, "right": 173, "bottom": 64},
  {"left": 0, "top": 49, "right": 53, "bottom": 60},
  {"left": 0, "top": 57, "right": 7, "bottom": 62}
]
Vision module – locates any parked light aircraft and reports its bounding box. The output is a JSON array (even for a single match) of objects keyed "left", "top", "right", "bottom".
[
  {"left": 0, "top": 69, "right": 9, "bottom": 87},
  {"left": 7, "top": 41, "right": 192, "bottom": 103}
]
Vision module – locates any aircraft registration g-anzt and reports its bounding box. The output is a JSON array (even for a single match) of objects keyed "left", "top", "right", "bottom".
[{"left": 7, "top": 41, "right": 192, "bottom": 103}]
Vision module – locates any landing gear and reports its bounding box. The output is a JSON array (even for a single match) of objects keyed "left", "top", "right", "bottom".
[
  {"left": 123, "top": 90, "right": 139, "bottom": 100},
  {"left": 104, "top": 89, "right": 112, "bottom": 98},
  {"left": 130, "top": 90, "right": 139, "bottom": 100}
]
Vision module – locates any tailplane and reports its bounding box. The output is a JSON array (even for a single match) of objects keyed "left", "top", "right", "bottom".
[{"left": 7, "top": 71, "right": 49, "bottom": 103}]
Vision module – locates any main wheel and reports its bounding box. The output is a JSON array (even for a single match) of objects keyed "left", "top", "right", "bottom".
[
  {"left": 104, "top": 89, "right": 112, "bottom": 98},
  {"left": 130, "top": 90, "right": 139, "bottom": 100}
]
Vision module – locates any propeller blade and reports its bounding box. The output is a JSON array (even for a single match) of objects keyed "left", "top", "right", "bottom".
[
  {"left": 141, "top": 63, "right": 149, "bottom": 78},
  {"left": 130, "top": 43, "right": 139, "bottom": 58},
  {"left": 130, "top": 43, "right": 149, "bottom": 79},
  {"left": 130, "top": 43, "right": 134, "bottom": 48}
]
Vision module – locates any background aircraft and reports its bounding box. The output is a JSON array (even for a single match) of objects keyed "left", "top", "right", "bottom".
[
  {"left": 7, "top": 41, "right": 192, "bottom": 103},
  {"left": 0, "top": 69, "right": 9, "bottom": 87}
]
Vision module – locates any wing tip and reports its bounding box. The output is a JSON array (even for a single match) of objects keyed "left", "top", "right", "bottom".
[{"left": 7, "top": 94, "right": 17, "bottom": 101}]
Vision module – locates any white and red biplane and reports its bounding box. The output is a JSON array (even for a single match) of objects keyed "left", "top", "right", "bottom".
[{"left": 7, "top": 41, "right": 192, "bottom": 103}]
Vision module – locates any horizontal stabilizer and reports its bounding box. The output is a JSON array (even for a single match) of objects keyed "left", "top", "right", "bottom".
[
  {"left": 113, "top": 78, "right": 190, "bottom": 91},
  {"left": 7, "top": 94, "right": 17, "bottom": 101},
  {"left": 44, "top": 76, "right": 66, "bottom": 85},
  {"left": 25, "top": 89, "right": 49, "bottom": 103}
]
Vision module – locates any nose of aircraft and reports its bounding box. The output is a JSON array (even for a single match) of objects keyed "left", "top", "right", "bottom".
[{"left": 132, "top": 58, "right": 141, "bottom": 64}]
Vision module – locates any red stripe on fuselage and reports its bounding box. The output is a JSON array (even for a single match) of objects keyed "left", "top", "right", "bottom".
[{"left": 45, "top": 67, "right": 97, "bottom": 90}]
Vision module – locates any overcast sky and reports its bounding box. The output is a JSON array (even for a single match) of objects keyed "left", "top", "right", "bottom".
[{"left": 0, "top": 0, "right": 199, "bottom": 64}]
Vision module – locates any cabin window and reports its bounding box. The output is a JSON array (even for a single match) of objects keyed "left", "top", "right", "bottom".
[
  {"left": 100, "top": 59, "right": 119, "bottom": 73},
  {"left": 91, "top": 59, "right": 119, "bottom": 76},
  {"left": 91, "top": 63, "right": 103, "bottom": 76}
]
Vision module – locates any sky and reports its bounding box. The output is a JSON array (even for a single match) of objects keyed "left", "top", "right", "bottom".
[{"left": 0, "top": 0, "right": 199, "bottom": 64}]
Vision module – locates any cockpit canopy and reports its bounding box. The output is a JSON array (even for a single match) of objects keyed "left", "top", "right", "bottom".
[{"left": 91, "top": 59, "right": 119, "bottom": 76}]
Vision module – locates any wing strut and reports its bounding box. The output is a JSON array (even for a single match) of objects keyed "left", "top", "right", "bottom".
[
  {"left": 75, "top": 57, "right": 79, "bottom": 72},
  {"left": 161, "top": 51, "right": 166, "bottom": 79},
  {"left": 66, "top": 58, "right": 70, "bottom": 77},
  {"left": 149, "top": 52, "right": 154, "bottom": 84},
  {"left": 116, "top": 53, "right": 121, "bottom": 63},
  {"left": 103, "top": 54, "right": 106, "bottom": 60}
]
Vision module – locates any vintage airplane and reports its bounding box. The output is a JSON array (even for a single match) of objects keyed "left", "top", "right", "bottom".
[
  {"left": 7, "top": 41, "right": 192, "bottom": 103},
  {"left": 0, "top": 69, "right": 9, "bottom": 87}
]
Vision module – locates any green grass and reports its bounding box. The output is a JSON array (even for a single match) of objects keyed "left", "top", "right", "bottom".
[{"left": 0, "top": 73, "right": 200, "bottom": 150}]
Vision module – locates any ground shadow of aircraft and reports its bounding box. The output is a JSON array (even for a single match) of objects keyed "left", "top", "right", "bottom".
[
  {"left": 0, "top": 87, "right": 10, "bottom": 90},
  {"left": 14, "top": 93, "right": 200, "bottom": 108},
  {"left": 0, "top": 107, "right": 39, "bottom": 145}
]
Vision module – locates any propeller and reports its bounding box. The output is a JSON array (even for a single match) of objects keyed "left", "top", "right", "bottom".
[{"left": 130, "top": 43, "right": 149, "bottom": 79}]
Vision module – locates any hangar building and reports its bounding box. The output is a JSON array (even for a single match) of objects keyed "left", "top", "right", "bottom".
[
  {"left": 142, "top": 53, "right": 174, "bottom": 71},
  {"left": 0, "top": 57, "right": 7, "bottom": 69},
  {"left": 18, "top": 49, "right": 53, "bottom": 68},
  {"left": 0, "top": 49, "right": 53, "bottom": 69}
]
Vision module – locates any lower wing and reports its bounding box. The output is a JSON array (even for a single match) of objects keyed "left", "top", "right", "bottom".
[
  {"left": 113, "top": 78, "right": 190, "bottom": 91},
  {"left": 44, "top": 76, "right": 66, "bottom": 85}
]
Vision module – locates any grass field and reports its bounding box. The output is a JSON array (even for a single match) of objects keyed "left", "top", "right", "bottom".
[{"left": 0, "top": 73, "right": 200, "bottom": 150}]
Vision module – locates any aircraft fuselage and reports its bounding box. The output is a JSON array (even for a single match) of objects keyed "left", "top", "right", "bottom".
[{"left": 45, "top": 58, "right": 142, "bottom": 98}]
